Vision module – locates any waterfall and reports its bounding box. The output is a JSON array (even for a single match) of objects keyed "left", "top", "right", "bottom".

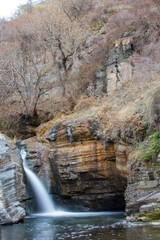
[
  {"left": 20, "top": 148, "right": 56, "bottom": 213},
  {"left": 20, "top": 147, "right": 112, "bottom": 218}
]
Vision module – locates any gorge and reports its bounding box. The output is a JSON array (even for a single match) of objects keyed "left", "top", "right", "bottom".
[
  {"left": 0, "top": 93, "right": 160, "bottom": 223},
  {"left": 0, "top": 0, "right": 160, "bottom": 239}
]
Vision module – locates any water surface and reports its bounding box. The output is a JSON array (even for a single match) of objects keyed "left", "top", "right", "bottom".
[{"left": 1, "top": 212, "right": 160, "bottom": 240}]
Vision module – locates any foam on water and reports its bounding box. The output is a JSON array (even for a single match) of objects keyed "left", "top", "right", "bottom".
[{"left": 30, "top": 211, "right": 124, "bottom": 218}]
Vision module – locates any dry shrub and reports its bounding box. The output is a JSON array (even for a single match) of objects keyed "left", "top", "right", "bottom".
[
  {"left": 99, "top": 102, "right": 111, "bottom": 115},
  {"left": 74, "top": 96, "right": 99, "bottom": 112},
  {"left": 54, "top": 96, "right": 74, "bottom": 116},
  {"left": 0, "top": 0, "right": 160, "bottom": 137}
]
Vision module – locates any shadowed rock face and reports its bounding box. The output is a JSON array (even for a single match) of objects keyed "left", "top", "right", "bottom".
[
  {"left": 125, "top": 159, "right": 160, "bottom": 219},
  {"left": 0, "top": 134, "right": 26, "bottom": 225},
  {"left": 46, "top": 117, "right": 127, "bottom": 211}
]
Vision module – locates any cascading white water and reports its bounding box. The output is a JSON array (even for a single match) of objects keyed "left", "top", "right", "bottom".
[{"left": 21, "top": 148, "right": 56, "bottom": 213}]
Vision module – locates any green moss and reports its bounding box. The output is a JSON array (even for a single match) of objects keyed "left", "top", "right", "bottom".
[
  {"left": 150, "top": 162, "right": 160, "bottom": 170},
  {"left": 137, "top": 132, "right": 160, "bottom": 162},
  {"left": 129, "top": 26, "right": 135, "bottom": 33},
  {"left": 145, "top": 209, "right": 160, "bottom": 220},
  {"left": 90, "top": 21, "right": 103, "bottom": 32},
  {"left": 99, "top": 30, "right": 107, "bottom": 35},
  {"left": 137, "top": 206, "right": 160, "bottom": 221},
  {"left": 137, "top": 213, "right": 143, "bottom": 218},
  {"left": 26, "top": 146, "right": 29, "bottom": 153}
]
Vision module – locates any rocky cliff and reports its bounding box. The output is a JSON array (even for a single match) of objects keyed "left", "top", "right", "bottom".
[
  {"left": 0, "top": 134, "right": 26, "bottom": 225},
  {"left": 46, "top": 117, "right": 127, "bottom": 211},
  {"left": 23, "top": 117, "right": 127, "bottom": 212}
]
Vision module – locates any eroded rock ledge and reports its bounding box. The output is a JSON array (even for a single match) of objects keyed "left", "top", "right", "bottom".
[
  {"left": 25, "top": 117, "right": 128, "bottom": 212},
  {"left": 48, "top": 117, "right": 128, "bottom": 211}
]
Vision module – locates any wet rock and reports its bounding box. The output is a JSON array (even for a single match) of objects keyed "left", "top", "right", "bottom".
[
  {"left": 0, "top": 135, "right": 26, "bottom": 225},
  {"left": 23, "top": 138, "right": 52, "bottom": 192}
]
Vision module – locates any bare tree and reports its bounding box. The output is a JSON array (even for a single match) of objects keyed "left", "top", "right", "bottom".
[
  {"left": 35, "top": 0, "right": 95, "bottom": 99},
  {"left": 61, "top": 0, "right": 94, "bottom": 22},
  {"left": 0, "top": 26, "right": 55, "bottom": 117}
]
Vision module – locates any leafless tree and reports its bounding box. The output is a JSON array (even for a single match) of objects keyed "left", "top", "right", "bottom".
[
  {"left": 36, "top": 0, "right": 94, "bottom": 98},
  {"left": 0, "top": 29, "right": 55, "bottom": 117}
]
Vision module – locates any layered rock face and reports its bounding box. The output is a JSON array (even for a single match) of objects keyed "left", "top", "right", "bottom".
[
  {"left": 125, "top": 156, "right": 160, "bottom": 221},
  {"left": 0, "top": 134, "right": 26, "bottom": 225},
  {"left": 45, "top": 117, "right": 127, "bottom": 211},
  {"left": 87, "top": 37, "right": 134, "bottom": 96}
]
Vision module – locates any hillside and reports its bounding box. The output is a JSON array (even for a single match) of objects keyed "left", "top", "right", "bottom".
[{"left": 0, "top": 0, "right": 159, "bottom": 138}]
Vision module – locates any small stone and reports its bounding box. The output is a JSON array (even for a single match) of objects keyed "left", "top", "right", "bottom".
[
  {"left": 137, "top": 216, "right": 151, "bottom": 222},
  {"left": 126, "top": 216, "right": 137, "bottom": 222}
]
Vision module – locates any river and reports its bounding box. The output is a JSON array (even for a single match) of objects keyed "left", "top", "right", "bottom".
[{"left": 1, "top": 212, "right": 160, "bottom": 240}]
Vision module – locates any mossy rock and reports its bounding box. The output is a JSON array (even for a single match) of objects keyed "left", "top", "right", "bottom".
[{"left": 145, "top": 208, "right": 160, "bottom": 220}]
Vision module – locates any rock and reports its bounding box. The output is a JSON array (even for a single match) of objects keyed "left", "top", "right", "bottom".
[
  {"left": 23, "top": 138, "right": 52, "bottom": 198},
  {"left": 137, "top": 216, "right": 151, "bottom": 222},
  {"left": 125, "top": 159, "right": 160, "bottom": 218},
  {"left": 107, "top": 37, "right": 134, "bottom": 66},
  {"left": 45, "top": 117, "right": 127, "bottom": 211},
  {"left": 140, "top": 203, "right": 158, "bottom": 214},
  {"left": 126, "top": 216, "right": 137, "bottom": 222},
  {"left": 87, "top": 36, "right": 135, "bottom": 97},
  {"left": 157, "top": 154, "right": 160, "bottom": 163},
  {"left": 0, "top": 136, "right": 26, "bottom": 225},
  {"left": 148, "top": 87, "right": 160, "bottom": 132}
]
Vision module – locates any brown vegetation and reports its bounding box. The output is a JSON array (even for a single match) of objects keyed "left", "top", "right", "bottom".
[{"left": 0, "top": 0, "right": 160, "bottom": 137}]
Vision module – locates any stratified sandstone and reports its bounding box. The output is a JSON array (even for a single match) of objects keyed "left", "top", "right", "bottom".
[
  {"left": 0, "top": 134, "right": 26, "bottom": 225},
  {"left": 46, "top": 117, "right": 127, "bottom": 211}
]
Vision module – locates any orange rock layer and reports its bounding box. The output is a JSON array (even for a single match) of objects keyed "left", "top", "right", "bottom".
[{"left": 46, "top": 117, "right": 127, "bottom": 211}]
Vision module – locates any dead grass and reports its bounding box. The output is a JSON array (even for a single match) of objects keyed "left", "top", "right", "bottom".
[{"left": 74, "top": 96, "right": 99, "bottom": 112}]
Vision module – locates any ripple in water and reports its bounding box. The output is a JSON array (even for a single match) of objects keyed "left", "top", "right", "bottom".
[{"left": 1, "top": 213, "right": 160, "bottom": 240}]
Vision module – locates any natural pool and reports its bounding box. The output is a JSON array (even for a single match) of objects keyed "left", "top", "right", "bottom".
[{"left": 1, "top": 212, "right": 160, "bottom": 240}]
